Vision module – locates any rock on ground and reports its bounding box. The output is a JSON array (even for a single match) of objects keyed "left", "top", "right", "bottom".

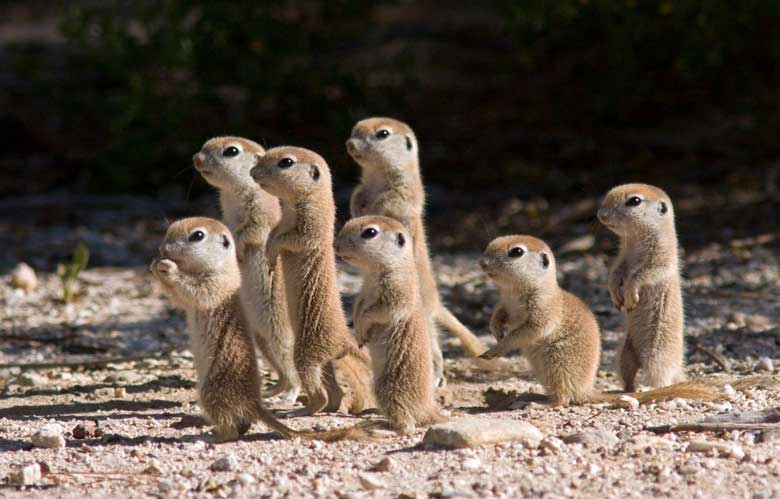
[{"left": 423, "top": 417, "right": 543, "bottom": 449}]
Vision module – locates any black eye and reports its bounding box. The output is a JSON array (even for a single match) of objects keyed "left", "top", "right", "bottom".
[
  {"left": 222, "top": 146, "right": 240, "bottom": 157},
  {"left": 361, "top": 227, "right": 378, "bottom": 239},
  {"left": 626, "top": 196, "right": 642, "bottom": 207},
  {"left": 508, "top": 247, "right": 525, "bottom": 258},
  {"left": 222, "top": 235, "right": 230, "bottom": 248},
  {"left": 541, "top": 253, "right": 550, "bottom": 268},
  {"left": 189, "top": 230, "right": 205, "bottom": 242},
  {"left": 396, "top": 233, "right": 405, "bottom": 247},
  {"left": 375, "top": 129, "right": 390, "bottom": 139},
  {"left": 405, "top": 136, "right": 413, "bottom": 150},
  {"left": 277, "top": 158, "right": 295, "bottom": 168},
  {"left": 658, "top": 201, "right": 668, "bottom": 215}
]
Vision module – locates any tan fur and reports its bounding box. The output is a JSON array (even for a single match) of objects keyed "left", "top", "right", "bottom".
[
  {"left": 479, "top": 236, "right": 600, "bottom": 405},
  {"left": 479, "top": 235, "right": 718, "bottom": 406},
  {"left": 598, "top": 183, "right": 685, "bottom": 391},
  {"left": 193, "top": 136, "right": 300, "bottom": 403},
  {"left": 150, "top": 217, "right": 375, "bottom": 442},
  {"left": 250, "top": 147, "right": 374, "bottom": 417},
  {"left": 346, "top": 117, "right": 490, "bottom": 385},
  {"left": 335, "top": 216, "right": 446, "bottom": 434}
]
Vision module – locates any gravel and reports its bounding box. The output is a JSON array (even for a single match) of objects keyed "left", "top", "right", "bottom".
[{"left": 1, "top": 196, "right": 779, "bottom": 498}]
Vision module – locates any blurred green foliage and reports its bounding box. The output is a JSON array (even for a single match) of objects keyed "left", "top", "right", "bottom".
[
  {"left": 499, "top": 0, "right": 780, "bottom": 125},
  {"left": 17, "top": 1, "right": 780, "bottom": 193},
  {"left": 57, "top": 241, "right": 89, "bottom": 303}
]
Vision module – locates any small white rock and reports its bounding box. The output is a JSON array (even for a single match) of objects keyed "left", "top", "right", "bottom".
[
  {"left": 462, "top": 457, "right": 481, "bottom": 470},
  {"left": 31, "top": 423, "right": 66, "bottom": 449},
  {"left": 8, "top": 463, "right": 42, "bottom": 486},
  {"left": 618, "top": 395, "right": 640, "bottom": 411},
  {"left": 723, "top": 384, "right": 737, "bottom": 399},
  {"left": 210, "top": 454, "right": 238, "bottom": 472},
  {"left": 358, "top": 472, "right": 385, "bottom": 490},
  {"left": 237, "top": 473, "right": 255, "bottom": 486},
  {"left": 755, "top": 357, "right": 774, "bottom": 372},
  {"left": 10, "top": 263, "right": 37, "bottom": 292},
  {"left": 16, "top": 372, "right": 47, "bottom": 387}
]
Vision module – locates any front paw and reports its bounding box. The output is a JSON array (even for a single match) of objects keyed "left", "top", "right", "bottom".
[
  {"left": 622, "top": 282, "right": 640, "bottom": 311},
  {"left": 151, "top": 258, "right": 177, "bottom": 281}
]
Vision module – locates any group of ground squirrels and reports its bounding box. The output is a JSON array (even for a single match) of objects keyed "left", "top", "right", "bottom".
[{"left": 149, "top": 117, "right": 724, "bottom": 443}]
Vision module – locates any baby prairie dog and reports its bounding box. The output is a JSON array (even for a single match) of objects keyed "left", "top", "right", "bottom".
[
  {"left": 150, "top": 217, "right": 371, "bottom": 442},
  {"left": 335, "top": 216, "right": 446, "bottom": 434},
  {"left": 193, "top": 136, "right": 300, "bottom": 403},
  {"left": 346, "top": 117, "right": 489, "bottom": 384},
  {"left": 250, "top": 147, "right": 374, "bottom": 417},
  {"left": 478, "top": 235, "right": 718, "bottom": 406},
  {"left": 597, "top": 183, "right": 684, "bottom": 391}
]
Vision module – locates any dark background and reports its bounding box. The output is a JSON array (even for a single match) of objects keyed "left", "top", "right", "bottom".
[{"left": 1, "top": 0, "right": 779, "bottom": 258}]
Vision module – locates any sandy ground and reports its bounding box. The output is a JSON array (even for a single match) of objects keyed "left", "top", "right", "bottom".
[{"left": 1, "top": 199, "right": 779, "bottom": 498}]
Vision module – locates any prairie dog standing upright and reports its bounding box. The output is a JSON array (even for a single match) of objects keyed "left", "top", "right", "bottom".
[
  {"left": 479, "top": 235, "right": 717, "bottom": 406},
  {"left": 193, "top": 136, "right": 300, "bottom": 403},
  {"left": 597, "top": 183, "right": 685, "bottom": 391},
  {"left": 335, "top": 216, "right": 446, "bottom": 434},
  {"left": 250, "top": 147, "right": 374, "bottom": 417},
  {"left": 346, "top": 117, "right": 489, "bottom": 385}
]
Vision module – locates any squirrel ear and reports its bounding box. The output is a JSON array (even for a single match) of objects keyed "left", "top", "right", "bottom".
[
  {"left": 405, "top": 136, "right": 413, "bottom": 151},
  {"left": 396, "top": 233, "right": 406, "bottom": 247},
  {"left": 658, "top": 201, "right": 668, "bottom": 215},
  {"left": 310, "top": 165, "right": 320, "bottom": 181},
  {"left": 541, "top": 253, "right": 550, "bottom": 268}
]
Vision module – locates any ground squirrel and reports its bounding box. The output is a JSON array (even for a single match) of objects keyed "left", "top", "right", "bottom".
[
  {"left": 346, "top": 117, "right": 490, "bottom": 385},
  {"left": 150, "top": 217, "right": 371, "bottom": 441},
  {"left": 597, "top": 183, "right": 685, "bottom": 391},
  {"left": 479, "top": 235, "right": 718, "bottom": 406},
  {"left": 193, "top": 136, "right": 300, "bottom": 403},
  {"left": 250, "top": 146, "right": 374, "bottom": 417},
  {"left": 335, "top": 216, "right": 446, "bottom": 434}
]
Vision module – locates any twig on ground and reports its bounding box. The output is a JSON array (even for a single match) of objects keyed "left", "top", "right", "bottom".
[
  {"left": 648, "top": 422, "right": 780, "bottom": 434},
  {"left": 689, "top": 337, "right": 731, "bottom": 373}
]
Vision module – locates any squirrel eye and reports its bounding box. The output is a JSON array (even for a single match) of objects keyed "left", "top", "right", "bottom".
[
  {"left": 222, "top": 146, "right": 240, "bottom": 157},
  {"left": 375, "top": 129, "right": 390, "bottom": 140},
  {"left": 277, "top": 158, "right": 295, "bottom": 168},
  {"left": 625, "top": 196, "right": 642, "bottom": 207},
  {"left": 541, "top": 253, "right": 550, "bottom": 268},
  {"left": 659, "top": 201, "right": 668, "bottom": 215},
  {"left": 188, "top": 230, "right": 205, "bottom": 242},
  {"left": 508, "top": 247, "right": 525, "bottom": 258},
  {"left": 361, "top": 227, "right": 379, "bottom": 239},
  {"left": 222, "top": 235, "right": 230, "bottom": 248}
]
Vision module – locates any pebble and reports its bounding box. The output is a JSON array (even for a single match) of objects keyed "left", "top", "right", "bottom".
[
  {"left": 31, "top": 423, "right": 66, "bottom": 449},
  {"left": 16, "top": 371, "right": 48, "bottom": 387},
  {"left": 143, "top": 464, "right": 163, "bottom": 476},
  {"left": 423, "top": 418, "right": 543, "bottom": 449},
  {"left": 462, "top": 457, "right": 481, "bottom": 470},
  {"left": 114, "top": 387, "right": 127, "bottom": 398},
  {"left": 237, "top": 473, "right": 255, "bottom": 486},
  {"left": 7, "top": 463, "right": 42, "bottom": 486},
  {"left": 687, "top": 440, "right": 745, "bottom": 459},
  {"left": 370, "top": 456, "right": 394, "bottom": 472},
  {"left": 72, "top": 423, "right": 95, "bottom": 439},
  {"left": 754, "top": 357, "right": 774, "bottom": 372},
  {"left": 539, "top": 437, "right": 564, "bottom": 454},
  {"left": 358, "top": 472, "right": 385, "bottom": 490},
  {"left": 618, "top": 395, "right": 640, "bottom": 411},
  {"left": 210, "top": 454, "right": 239, "bottom": 472},
  {"left": 563, "top": 430, "right": 619, "bottom": 448},
  {"left": 10, "top": 262, "right": 38, "bottom": 292}
]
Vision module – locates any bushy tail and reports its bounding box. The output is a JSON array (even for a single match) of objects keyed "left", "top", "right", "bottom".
[
  {"left": 589, "top": 380, "right": 723, "bottom": 406},
  {"left": 335, "top": 349, "right": 376, "bottom": 414},
  {"left": 255, "top": 403, "right": 381, "bottom": 441}
]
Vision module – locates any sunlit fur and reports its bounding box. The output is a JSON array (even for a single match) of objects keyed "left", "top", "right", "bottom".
[
  {"left": 194, "top": 136, "right": 300, "bottom": 402},
  {"left": 336, "top": 216, "right": 446, "bottom": 433},
  {"left": 250, "top": 147, "right": 374, "bottom": 416},
  {"left": 598, "top": 183, "right": 685, "bottom": 390},
  {"left": 346, "top": 117, "right": 490, "bottom": 387}
]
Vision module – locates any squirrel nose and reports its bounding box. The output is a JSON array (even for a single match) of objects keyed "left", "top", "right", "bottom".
[
  {"left": 192, "top": 152, "right": 204, "bottom": 169},
  {"left": 346, "top": 138, "right": 361, "bottom": 154}
]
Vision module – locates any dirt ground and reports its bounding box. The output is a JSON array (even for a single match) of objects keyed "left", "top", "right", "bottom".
[{"left": 1, "top": 195, "right": 779, "bottom": 498}]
